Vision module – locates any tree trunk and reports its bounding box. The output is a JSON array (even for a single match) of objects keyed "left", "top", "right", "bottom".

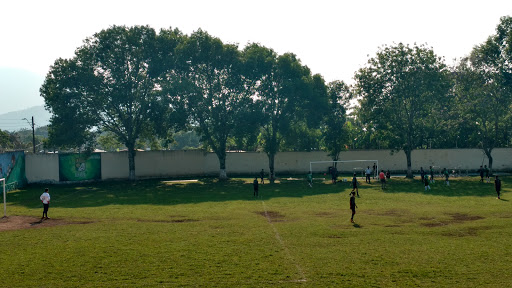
[
  {"left": 405, "top": 149, "right": 413, "bottom": 178},
  {"left": 488, "top": 156, "right": 493, "bottom": 176},
  {"left": 333, "top": 152, "right": 340, "bottom": 168},
  {"left": 217, "top": 150, "right": 228, "bottom": 180},
  {"left": 219, "top": 169, "right": 227, "bottom": 179},
  {"left": 484, "top": 148, "right": 493, "bottom": 175},
  {"left": 333, "top": 150, "right": 340, "bottom": 162},
  {"left": 127, "top": 143, "right": 136, "bottom": 181},
  {"left": 268, "top": 152, "right": 276, "bottom": 184}
]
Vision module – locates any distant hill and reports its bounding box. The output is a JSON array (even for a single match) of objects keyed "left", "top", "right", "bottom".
[
  {"left": 0, "top": 105, "right": 51, "bottom": 132},
  {"left": 0, "top": 68, "right": 45, "bottom": 114}
]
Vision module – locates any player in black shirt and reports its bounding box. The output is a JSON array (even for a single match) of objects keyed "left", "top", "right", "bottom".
[
  {"left": 351, "top": 173, "right": 359, "bottom": 197},
  {"left": 350, "top": 191, "right": 358, "bottom": 223},
  {"left": 495, "top": 175, "right": 502, "bottom": 199},
  {"left": 253, "top": 177, "right": 259, "bottom": 197}
]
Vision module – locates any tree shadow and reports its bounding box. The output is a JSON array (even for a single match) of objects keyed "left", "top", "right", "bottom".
[
  {"left": 8, "top": 177, "right": 355, "bottom": 209},
  {"left": 381, "top": 177, "right": 509, "bottom": 198},
  {"left": 9, "top": 176, "right": 508, "bottom": 209}
]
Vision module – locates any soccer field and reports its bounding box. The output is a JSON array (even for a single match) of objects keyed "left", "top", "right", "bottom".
[{"left": 1, "top": 176, "right": 511, "bottom": 287}]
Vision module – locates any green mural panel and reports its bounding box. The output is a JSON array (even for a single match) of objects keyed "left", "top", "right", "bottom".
[{"left": 59, "top": 153, "right": 101, "bottom": 181}]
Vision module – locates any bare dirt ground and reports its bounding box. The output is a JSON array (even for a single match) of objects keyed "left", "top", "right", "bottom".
[{"left": 0, "top": 216, "right": 91, "bottom": 232}]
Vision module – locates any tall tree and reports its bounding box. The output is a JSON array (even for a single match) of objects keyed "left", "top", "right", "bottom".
[
  {"left": 177, "top": 30, "right": 252, "bottom": 179},
  {"left": 243, "top": 43, "right": 326, "bottom": 183},
  {"left": 355, "top": 43, "right": 452, "bottom": 178},
  {"left": 41, "top": 25, "right": 184, "bottom": 179},
  {"left": 281, "top": 74, "right": 328, "bottom": 152},
  {"left": 0, "top": 130, "right": 30, "bottom": 152},
  {"left": 453, "top": 60, "right": 507, "bottom": 172},
  {"left": 230, "top": 99, "right": 263, "bottom": 152},
  {"left": 322, "top": 80, "right": 350, "bottom": 164},
  {"left": 0, "top": 130, "right": 12, "bottom": 151},
  {"left": 453, "top": 16, "right": 512, "bottom": 172}
]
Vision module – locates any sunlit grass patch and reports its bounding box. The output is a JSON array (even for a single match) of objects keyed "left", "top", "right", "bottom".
[{"left": 162, "top": 179, "right": 200, "bottom": 185}]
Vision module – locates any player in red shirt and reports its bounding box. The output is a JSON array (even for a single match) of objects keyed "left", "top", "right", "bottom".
[{"left": 379, "top": 170, "right": 386, "bottom": 189}]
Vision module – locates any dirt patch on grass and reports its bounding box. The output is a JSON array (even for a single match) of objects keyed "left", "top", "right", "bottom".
[
  {"left": 441, "top": 226, "right": 492, "bottom": 237},
  {"left": 256, "top": 211, "right": 285, "bottom": 222},
  {"left": 0, "top": 216, "right": 94, "bottom": 232},
  {"left": 497, "top": 213, "right": 512, "bottom": 219},
  {"left": 365, "top": 209, "right": 416, "bottom": 225},
  {"left": 448, "top": 213, "right": 484, "bottom": 222},
  {"left": 365, "top": 209, "right": 411, "bottom": 217},
  {"left": 421, "top": 222, "right": 446, "bottom": 227},
  {"left": 137, "top": 218, "right": 198, "bottom": 224},
  {"left": 420, "top": 213, "right": 484, "bottom": 228},
  {"left": 381, "top": 210, "right": 406, "bottom": 217},
  {"left": 170, "top": 219, "right": 197, "bottom": 223}
]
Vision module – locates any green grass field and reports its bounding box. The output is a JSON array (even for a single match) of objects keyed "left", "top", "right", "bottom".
[{"left": 1, "top": 175, "right": 511, "bottom": 287}]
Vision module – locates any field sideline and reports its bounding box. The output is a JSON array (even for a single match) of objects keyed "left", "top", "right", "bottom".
[{"left": 1, "top": 176, "right": 511, "bottom": 287}]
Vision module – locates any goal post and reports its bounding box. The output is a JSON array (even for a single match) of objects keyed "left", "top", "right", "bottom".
[
  {"left": 309, "top": 160, "right": 379, "bottom": 176},
  {"left": 1, "top": 178, "right": 5, "bottom": 218}
]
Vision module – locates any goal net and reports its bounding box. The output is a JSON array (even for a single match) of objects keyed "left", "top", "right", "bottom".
[{"left": 309, "top": 160, "right": 379, "bottom": 177}]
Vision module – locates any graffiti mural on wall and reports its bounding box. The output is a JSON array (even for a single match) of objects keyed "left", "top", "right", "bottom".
[
  {"left": 59, "top": 153, "right": 101, "bottom": 181},
  {"left": 0, "top": 151, "right": 27, "bottom": 188}
]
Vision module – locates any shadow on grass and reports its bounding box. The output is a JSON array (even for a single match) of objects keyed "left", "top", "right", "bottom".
[
  {"left": 8, "top": 176, "right": 509, "bottom": 209},
  {"left": 8, "top": 177, "right": 357, "bottom": 209},
  {"left": 381, "top": 176, "right": 508, "bottom": 198}
]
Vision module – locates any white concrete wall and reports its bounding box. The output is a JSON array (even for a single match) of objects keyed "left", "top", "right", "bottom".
[
  {"left": 101, "top": 150, "right": 221, "bottom": 180},
  {"left": 25, "top": 148, "right": 512, "bottom": 183},
  {"left": 25, "top": 153, "right": 59, "bottom": 183},
  {"left": 101, "top": 152, "right": 129, "bottom": 180},
  {"left": 225, "top": 152, "right": 268, "bottom": 174}
]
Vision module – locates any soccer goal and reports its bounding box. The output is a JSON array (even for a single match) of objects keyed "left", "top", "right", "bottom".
[
  {"left": 309, "top": 160, "right": 379, "bottom": 177},
  {"left": 1, "top": 178, "right": 5, "bottom": 218}
]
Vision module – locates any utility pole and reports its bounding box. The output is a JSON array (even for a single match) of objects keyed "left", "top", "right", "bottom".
[
  {"left": 23, "top": 117, "right": 36, "bottom": 153},
  {"left": 32, "top": 116, "right": 36, "bottom": 153}
]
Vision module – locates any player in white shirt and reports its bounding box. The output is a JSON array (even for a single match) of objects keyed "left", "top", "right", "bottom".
[
  {"left": 40, "top": 188, "right": 51, "bottom": 220},
  {"left": 365, "top": 166, "right": 372, "bottom": 184}
]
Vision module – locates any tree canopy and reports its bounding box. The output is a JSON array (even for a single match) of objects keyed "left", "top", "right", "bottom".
[
  {"left": 38, "top": 18, "right": 512, "bottom": 181},
  {"left": 452, "top": 16, "right": 512, "bottom": 172},
  {"left": 41, "top": 25, "right": 185, "bottom": 179},
  {"left": 355, "top": 43, "right": 452, "bottom": 177},
  {"left": 322, "top": 80, "right": 350, "bottom": 163},
  {"left": 176, "top": 30, "right": 255, "bottom": 179},
  {"left": 243, "top": 43, "right": 328, "bottom": 182}
]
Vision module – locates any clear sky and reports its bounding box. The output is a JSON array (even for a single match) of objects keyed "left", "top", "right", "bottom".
[{"left": 1, "top": 0, "right": 510, "bottom": 114}]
